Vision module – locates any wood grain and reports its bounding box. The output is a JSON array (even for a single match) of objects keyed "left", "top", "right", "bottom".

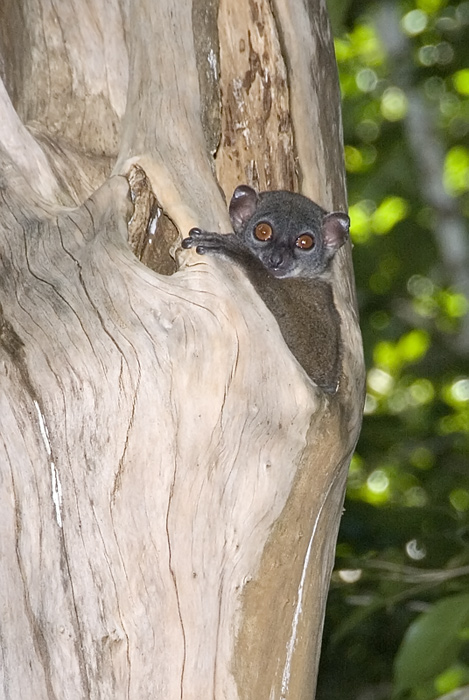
[{"left": 0, "top": 0, "right": 364, "bottom": 697}]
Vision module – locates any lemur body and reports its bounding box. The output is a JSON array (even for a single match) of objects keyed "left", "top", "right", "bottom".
[{"left": 182, "top": 186, "right": 350, "bottom": 393}]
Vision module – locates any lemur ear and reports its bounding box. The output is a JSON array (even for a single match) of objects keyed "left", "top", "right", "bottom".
[
  {"left": 229, "top": 185, "right": 259, "bottom": 234},
  {"left": 322, "top": 212, "right": 350, "bottom": 252}
]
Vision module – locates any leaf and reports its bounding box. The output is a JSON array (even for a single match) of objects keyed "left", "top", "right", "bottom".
[{"left": 394, "top": 595, "right": 469, "bottom": 696}]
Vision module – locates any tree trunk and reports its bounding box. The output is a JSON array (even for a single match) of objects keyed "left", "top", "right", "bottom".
[{"left": 0, "top": 0, "right": 364, "bottom": 698}]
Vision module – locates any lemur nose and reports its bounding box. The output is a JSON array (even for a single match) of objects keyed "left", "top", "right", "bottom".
[{"left": 269, "top": 250, "right": 284, "bottom": 268}]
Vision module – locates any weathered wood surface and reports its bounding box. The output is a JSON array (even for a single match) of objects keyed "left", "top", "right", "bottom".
[{"left": 0, "top": 0, "right": 364, "bottom": 698}]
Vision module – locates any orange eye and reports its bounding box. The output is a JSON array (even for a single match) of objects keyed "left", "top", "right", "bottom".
[
  {"left": 296, "top": 234, "right": 315, "bottom": 250},
  {"left": 254, "top": 222, "right": 273, "bottom": 241}
]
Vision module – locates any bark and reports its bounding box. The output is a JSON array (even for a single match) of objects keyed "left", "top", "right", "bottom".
[{"left": 0, "top": 0, "right": 364, "bottom": 698}]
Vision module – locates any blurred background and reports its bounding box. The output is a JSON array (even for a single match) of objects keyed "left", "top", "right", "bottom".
[{"left": 318, "top": 1, "right": 469, "bottom": 698}]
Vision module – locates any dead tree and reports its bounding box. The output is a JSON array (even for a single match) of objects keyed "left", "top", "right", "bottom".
[{"left": 0, "top": 0, "right": 364, "bottom": 698}]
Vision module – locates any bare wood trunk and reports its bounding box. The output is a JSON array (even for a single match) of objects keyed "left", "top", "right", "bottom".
[{"left": 0, "top": 0, "right": 364, "bottom": 698}]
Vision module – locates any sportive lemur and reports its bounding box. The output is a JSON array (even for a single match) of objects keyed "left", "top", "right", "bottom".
[{"left": 182, "top": 185, "right": 350, "bottom": 393}]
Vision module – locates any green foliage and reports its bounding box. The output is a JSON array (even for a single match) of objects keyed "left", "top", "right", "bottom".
[
  {"left": 444, "top": 146, "right": 469, "bottom": 194},
  {"left": 318, "top": 0, "right": 469, "bottom": 698},
  {"left": 394, "top": 595, "right": 469, "bottom": 695}
]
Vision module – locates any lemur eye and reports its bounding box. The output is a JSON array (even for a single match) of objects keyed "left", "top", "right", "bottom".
[
  {"left": 254, "top": 222, "right": 273, "bottom": 241},
  {"left": 296, "top": 233, "right": 315, "bottom": 250}
]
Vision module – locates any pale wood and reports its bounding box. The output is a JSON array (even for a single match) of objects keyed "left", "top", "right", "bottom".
[{"left": 0, "top": 1, "right": 365, "bottom": 699}]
